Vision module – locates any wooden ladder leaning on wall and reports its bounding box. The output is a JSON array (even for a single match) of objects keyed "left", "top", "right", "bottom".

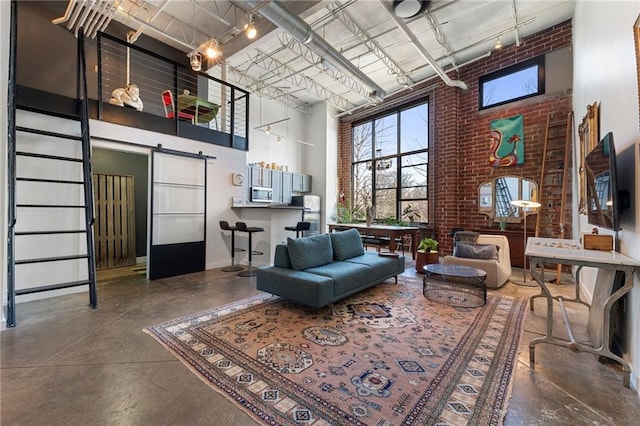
[{"left": 535, "top": 111, "right": 573, "bottom": 284}]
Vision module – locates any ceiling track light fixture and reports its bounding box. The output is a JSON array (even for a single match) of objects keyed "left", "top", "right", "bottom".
[{"left": 495, "top": 37, "right": 502, "bottom": 50}]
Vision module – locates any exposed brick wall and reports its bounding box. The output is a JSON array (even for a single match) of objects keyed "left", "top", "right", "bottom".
[{"left": 338, "top": 20, "right": 573, "bottom": 255}]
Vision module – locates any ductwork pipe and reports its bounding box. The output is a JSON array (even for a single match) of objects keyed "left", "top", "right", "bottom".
[
  {"left": 378, "top": 0, "right": 467, "bottom": 91},
  {"left": 248, "top": 0, "right": 386, "bottom": 100}
]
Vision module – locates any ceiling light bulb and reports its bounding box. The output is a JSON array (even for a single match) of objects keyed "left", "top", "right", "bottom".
[
  {"left": 205, "top": 45, "right": 218, "bottom": 59},
  {"left": 246, "top": 24, "right": 257, "bottom": 39},
  {"left": 265, "top": 126, "right": 271, "bottom": 134},
  {"left": 276, "top": 135, "right": 282, "bottom": 143},
  {"left": 495, "top": 38, "right": 502, "bottom": 50}
]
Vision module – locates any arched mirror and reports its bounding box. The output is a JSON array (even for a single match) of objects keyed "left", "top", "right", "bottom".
[{"left": 478, "top": 176, "right": 538, "bottom": 222}]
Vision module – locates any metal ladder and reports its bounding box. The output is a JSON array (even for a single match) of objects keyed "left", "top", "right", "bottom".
[{"left": 6, "top": 22, "right": 97, "bottom": 327}]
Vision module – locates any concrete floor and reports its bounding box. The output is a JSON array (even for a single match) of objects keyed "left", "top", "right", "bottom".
[{"left": 2, "top": 259, "right": 640, "bottom": 425}]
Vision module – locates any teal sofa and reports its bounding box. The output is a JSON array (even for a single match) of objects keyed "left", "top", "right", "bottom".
[{"left": 256, "top": 229, "right": 405, "bottom": 308}]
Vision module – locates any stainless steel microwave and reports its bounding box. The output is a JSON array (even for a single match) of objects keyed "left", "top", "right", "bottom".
[{"left": 250, "top": 187, "right": 273, "bottom": 203}]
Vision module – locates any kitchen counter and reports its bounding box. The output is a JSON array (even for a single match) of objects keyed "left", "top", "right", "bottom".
[
  {"left": 231, "top": 205, "right": 305, "bottom": 268},
  {"left": 232, "top": 204, "right": 304, "bottom": 210}
]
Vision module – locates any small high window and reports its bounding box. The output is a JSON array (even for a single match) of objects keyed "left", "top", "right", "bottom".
[{"left": 479, "top": 57, "right": 545, "bottom": 109}]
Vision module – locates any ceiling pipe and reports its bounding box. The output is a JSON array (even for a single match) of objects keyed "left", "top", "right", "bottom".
[
  {"left": 378, "top": 0, "right": 467, "bottom": 91},
  {"left": 247, "top": 0, "right": 386, "bottom": 101}
]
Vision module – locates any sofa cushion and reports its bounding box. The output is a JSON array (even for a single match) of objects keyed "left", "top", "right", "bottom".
[
  {"left": 273, "top": 244, "right": 291, "bottom": 268},
  {"left": 454, "top": 242, "right": 498, "bottom": 260},
  {"left": 344, "top": 253, "right": 401, "bottom": 277},
  {"left": 287, "top": 234, "right": 333, "bottom": 270},
  {"left": 305, "top": 261, "right": 371, "bottom": 297},
  {"left": 330, "top": 228, "right": 365, "bottom": 260}
]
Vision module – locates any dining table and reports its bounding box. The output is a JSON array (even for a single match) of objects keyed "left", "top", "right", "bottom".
[
  {"left": 327, "top": 223, "right": 420, "bottom": 259},
  {"left": 177, "top": 94, "right": 219, "bottom": 126}
]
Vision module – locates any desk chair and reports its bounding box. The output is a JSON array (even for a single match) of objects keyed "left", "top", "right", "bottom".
[{"left": 161, "top": 90, "right": 194, "bottom": 123}]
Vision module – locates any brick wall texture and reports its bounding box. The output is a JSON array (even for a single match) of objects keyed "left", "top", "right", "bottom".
[{"left": 338, "top": 20, "right": 573, "bottom": 255}]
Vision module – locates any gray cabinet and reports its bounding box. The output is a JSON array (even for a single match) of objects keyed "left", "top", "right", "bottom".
[
  {"left": 292, "top": 173, "right": 303, "bottom": 192},
  {"left": 302, "top": 174, "right": 311, "bottom": 192},
  {"left": 271, "top": 170, "right": 283, "bottom": 203},
  {"left": 292, "top": 173, "right": 312, "bottom": 193},
  {"left": 249, "top": 166, "right": 272, "bottom": 188},
  {"left": 282, "top": 172, "right": 293, "bottom": 204}
]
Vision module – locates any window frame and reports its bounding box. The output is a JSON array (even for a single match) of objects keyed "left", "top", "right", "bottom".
[
  {"left": 350, "top": 98, "right": 429, "bottom": 223},
  {"left": 479, "top": 56, "right": 545, "bottom": 110}
]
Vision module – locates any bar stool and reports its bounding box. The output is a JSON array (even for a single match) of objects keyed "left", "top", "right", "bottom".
[
  {"left": 284, "top": 221, "right": 310, "bottom": 238},
  {"left": 235, "top": 221, "right": 265, "bottom": 277},
  {"left": 219, "top": 221, "right": 244, "bottom": 272}
]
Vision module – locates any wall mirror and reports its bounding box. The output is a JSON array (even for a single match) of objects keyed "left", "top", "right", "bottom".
[
  {"left": 478, "top": 176, "right": 538, "bottom": 222},
  {"left": 578, "top": 102, "right": 599, "bottom": 214}
]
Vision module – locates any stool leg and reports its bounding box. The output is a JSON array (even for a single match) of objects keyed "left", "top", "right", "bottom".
[
  {"left": 222, "top": 230, "right": 243, "bottom": 272},
  {"left": 238, "top": 231, "right": 257, "bottom": 277}
]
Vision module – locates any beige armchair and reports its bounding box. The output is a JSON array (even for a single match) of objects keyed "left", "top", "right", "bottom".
[{"left": 442, "top": 234, "right": 512, "bottom": 288}]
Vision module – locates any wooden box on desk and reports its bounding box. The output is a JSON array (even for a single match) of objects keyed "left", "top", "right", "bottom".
[{"left": 582, "top": 234, "right": 613, "bottom": 251}]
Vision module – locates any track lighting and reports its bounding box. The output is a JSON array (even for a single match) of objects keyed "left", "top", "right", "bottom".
[
  {"left": 495, "top": 37, "right": 502, "bottom": 50},
  {"left": 265, "top": 125, "right": 271, "bottom": 134}
]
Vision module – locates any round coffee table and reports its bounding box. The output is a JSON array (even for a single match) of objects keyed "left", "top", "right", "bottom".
[{"left": 423, "top": 264, "right": 487, "bottom": 307}]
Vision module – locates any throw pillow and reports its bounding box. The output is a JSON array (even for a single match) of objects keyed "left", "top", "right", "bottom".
[
  {"left": 454, "top": 231, "right": 479, "bottom": 244},
  {"left": 453, "top": 242, "right": 499, "bottom": 260},
  {"left": 330, "top": 228, "right": 365, "bottom": 260},
  {"left": 287, "top": 234, "right": 333, "bottom": 270}
]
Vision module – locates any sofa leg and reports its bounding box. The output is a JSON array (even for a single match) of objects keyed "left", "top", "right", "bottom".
[
  {"left": 394, "top": 275, "right": 398, "bottom": 284},
  {"left": 326, "top": 303, "right": 335, "bottom": 316}
]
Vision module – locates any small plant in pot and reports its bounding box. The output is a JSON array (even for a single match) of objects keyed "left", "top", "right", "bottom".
[{"left": 415, "top": 237, "right": 439, "bottom": 273}]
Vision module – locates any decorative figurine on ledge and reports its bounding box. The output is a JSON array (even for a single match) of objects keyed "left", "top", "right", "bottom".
[{"left": 109, "top": 83, "right": 144, "bottom": 111}]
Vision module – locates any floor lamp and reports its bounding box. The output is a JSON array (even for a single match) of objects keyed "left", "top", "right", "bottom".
[{"left": 510, "top": 199, "right": 541, "bottom": 286}]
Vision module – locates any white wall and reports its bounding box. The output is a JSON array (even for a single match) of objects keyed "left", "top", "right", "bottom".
[
  {"left": 573, "top": 0, "right": 640, "bottom": 390},
  {"left": 1, "top": 0, "right": 9, "bottom": 327},
  {"left": 246, "top": 95, "right": 307, "bottom": 174},
  {"left": 306, "top": 103, "right": 339, "bottom": 233}
]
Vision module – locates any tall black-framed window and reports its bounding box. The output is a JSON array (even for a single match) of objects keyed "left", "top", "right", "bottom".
[
  {"left": 351, "top": 100, "right": 429, "bottom": 223},
  {"left": 479, "top": 56, "right": 545, "bottom": 109}
]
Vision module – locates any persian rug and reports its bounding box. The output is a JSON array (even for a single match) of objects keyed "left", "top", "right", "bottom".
[{"left": 144, "top": 276, "right": 527, "bottom": 425}]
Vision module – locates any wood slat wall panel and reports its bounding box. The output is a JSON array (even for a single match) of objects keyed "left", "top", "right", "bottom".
[{"left": 93, "top": 174, "right": 136, "bottom": 270}]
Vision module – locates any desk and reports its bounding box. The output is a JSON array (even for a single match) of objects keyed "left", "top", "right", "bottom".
[
  {"left": 526, "top": 237, "right": 640, "bottom": 387},
  {"left": 327, "top": 223, "right": 419, "bottom": 257},
  {"left": 177, "top": 94, "right": 219, "bottom": 126}
]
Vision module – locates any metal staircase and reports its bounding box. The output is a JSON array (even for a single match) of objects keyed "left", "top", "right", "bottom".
[{"left": 6, "top": 20, "right": 97, "bottom": 327}]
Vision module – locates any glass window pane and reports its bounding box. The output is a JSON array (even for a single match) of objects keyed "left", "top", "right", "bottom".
[
  {"left": 353, "top": 162, "right": 372, "bottom": 215},
  {"left": 401, "top": 186, "right": 427, "bottom": 199},
  {"left": 400, "top": 103, "right": 428, "bottom": 152},
  {"left": 401, "top": 200, "right": 428, "bottom": 222},
  {"left": 353, "top": 122, "right": 372, "bottom": 162},
  {"left": 481, "top": 59, "right": 543, "bottom": 109},
  {"left": 375, "top": 189, "right": 396, "bottom": 219},
  {"left": 401, "top": 164, "right": 427, "bottom": 188},
  {"left": 375, "top": 162, "right": 397, "bottom": 189},
  {"left": 374, "top": 114, "right": 397, "bottom": 157}
]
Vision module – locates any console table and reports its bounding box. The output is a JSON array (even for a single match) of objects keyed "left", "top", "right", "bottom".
[{"left": 526, "top": 237, "right": 640, "bottom": 387}]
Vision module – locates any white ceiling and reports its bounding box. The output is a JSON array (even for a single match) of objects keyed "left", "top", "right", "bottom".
[{"left": 81, "top": 0, "right": 576, "bottom": 113}]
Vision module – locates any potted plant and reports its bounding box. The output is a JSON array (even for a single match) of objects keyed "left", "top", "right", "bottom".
[{"left": 415, "top": 237, "right": 439, "bottom": 273}]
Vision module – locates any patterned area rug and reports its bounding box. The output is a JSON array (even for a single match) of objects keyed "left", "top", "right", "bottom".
[{"left": 145, "top": 276, "right": 527, "bottom": 425}]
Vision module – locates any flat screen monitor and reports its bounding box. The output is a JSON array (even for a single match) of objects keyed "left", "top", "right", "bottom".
[{"left": 584, "top": 132, "right": 620, "bottom": 231}]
